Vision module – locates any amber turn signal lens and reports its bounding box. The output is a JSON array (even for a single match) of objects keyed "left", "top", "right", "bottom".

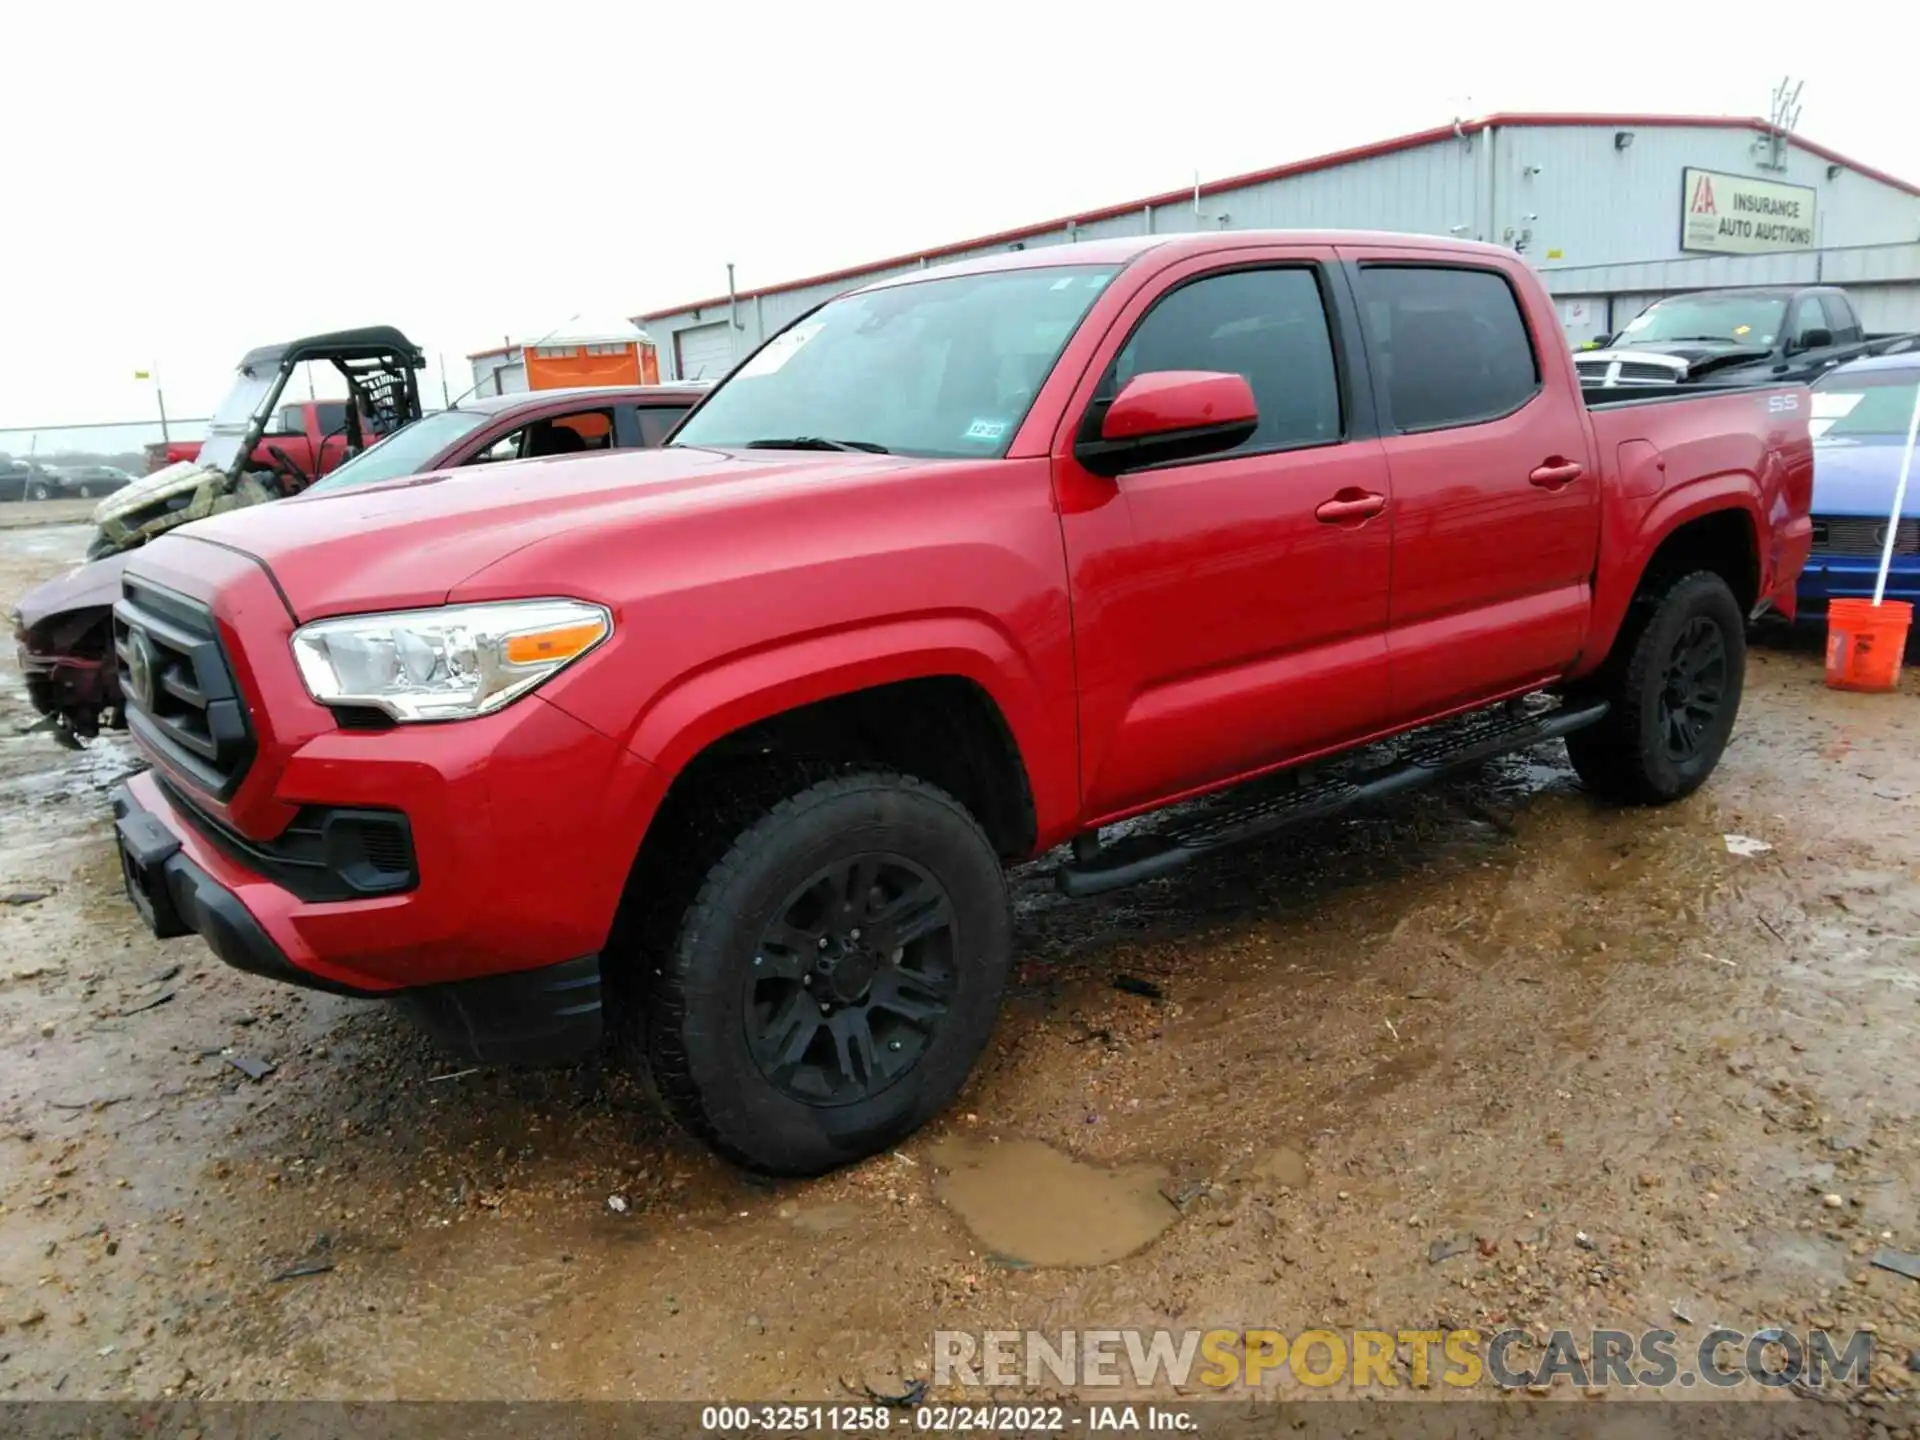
[{"left": 504, "top": 621, "right": 606, "bottom": 666}]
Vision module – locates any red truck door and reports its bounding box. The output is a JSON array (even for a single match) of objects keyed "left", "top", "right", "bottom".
[
  {"left": 1052, "top": 247, "right": 1396, "bottom": 819},
  {"left": 1336, "top": 249, "right": 1600, "bottom": 718}
]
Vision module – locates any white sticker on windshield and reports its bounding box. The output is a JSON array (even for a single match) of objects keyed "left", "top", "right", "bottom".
[
  {"left": 737, "top": 321, "right": 824, "bottom": 378},
  {"left": 963, "top": 417, "right": 1010, "bottom": 443}
]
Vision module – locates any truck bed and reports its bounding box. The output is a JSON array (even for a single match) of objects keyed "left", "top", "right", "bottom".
[
  {"left": 1583, "top": 379, "right": 1797, "bottom": 409},
  {"left": 1586, "top": 376, "right": 1807, "bottom": 450}
]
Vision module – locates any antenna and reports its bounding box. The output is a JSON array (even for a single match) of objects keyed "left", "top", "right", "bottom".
[
  {"left": 1447, "top": 93, "right": 1474, "bottom": 144},
  {"left": 447, "top": 313, "right": 582, "bottom": 409},
  {"left": 1764, "top": 76, "right": 1803, "bottom": 171}
]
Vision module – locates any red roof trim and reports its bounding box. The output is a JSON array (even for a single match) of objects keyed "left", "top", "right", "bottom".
[{"left": 633, "top": 114, "right": 1919, "bottom": 321}]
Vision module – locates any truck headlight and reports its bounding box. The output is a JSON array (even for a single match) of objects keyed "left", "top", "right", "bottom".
[{"left": 291, "top": 599, "right": 611, "bottom": 722}]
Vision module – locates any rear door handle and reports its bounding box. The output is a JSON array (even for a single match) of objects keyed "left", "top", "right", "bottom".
[
  {"left": 1529, "top": 460, "right": 1585, "bottom": 489},
  {"left": 1314, "top": 492, "right": 1387, "bottom": 523}
]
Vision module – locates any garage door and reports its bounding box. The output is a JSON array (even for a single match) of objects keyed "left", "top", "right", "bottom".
[{"left": 674, "top": 322, "right": 735, "bottom": 382}]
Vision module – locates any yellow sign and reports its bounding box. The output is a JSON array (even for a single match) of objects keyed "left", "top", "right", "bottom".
[
  {"left": 133, "top": 369, "right": 152, "bottom": 380},
  {"left": 1681, "top": 167, "right": 1817, "bottom": 254}
]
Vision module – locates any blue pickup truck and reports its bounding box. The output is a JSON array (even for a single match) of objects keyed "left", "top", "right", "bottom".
[{"left": 1797, "top": 353, "right": 1920, "bottom": 617}]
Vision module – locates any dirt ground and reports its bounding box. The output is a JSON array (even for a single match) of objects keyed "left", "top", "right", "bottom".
[
  {"left": 0, "top": 500, "right": 98, "bottom": 532},
  {"left": 3, "top": 523, "right": 1918, "bottom": 1414}
]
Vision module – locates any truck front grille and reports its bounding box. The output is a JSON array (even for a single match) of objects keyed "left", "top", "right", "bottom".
[
  {"left": 114, "top": 577, "right": 253, "bottom": 799},
  {"left": 1575, "top": 357, "right": 1682, "bottom": 386},
  {"left": 1811, "top": 517, "right": 1920, "bottom": 558},
  {"left": 1616, "top": 361, "right": 1680, "bottom": 383}
]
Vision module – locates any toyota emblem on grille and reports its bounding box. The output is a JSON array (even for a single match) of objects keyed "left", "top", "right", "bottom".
[{"left": 126, "top": 629, "right": 158, "bottom": 711}]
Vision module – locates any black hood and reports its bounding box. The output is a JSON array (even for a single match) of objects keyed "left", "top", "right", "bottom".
[{"left": 1622, "top": 340, "right": 1774, "bottom": 367}]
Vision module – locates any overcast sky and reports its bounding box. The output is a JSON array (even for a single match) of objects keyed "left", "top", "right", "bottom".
[{"left": 3, "top": 1, "right": 1915, "bottom": 431}]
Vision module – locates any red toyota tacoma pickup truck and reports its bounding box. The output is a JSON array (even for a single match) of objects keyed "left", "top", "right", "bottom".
[
  {"left": 106, "top": 232, "right": 1812, "bottom": 1174},
  {"left": 146, "top": 400, "right": 360, "bottom": 479}
]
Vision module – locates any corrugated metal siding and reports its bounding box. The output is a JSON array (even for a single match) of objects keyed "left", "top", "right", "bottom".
[
  {"left": 645, "top": 124, "right": 1920, "bottom": 371},
  {"left": 1539, "top": 241, "right": 1920, "bottom": 339},
  {"left": 1842, "top": 283, "right": 1920, "bottom": 335}
]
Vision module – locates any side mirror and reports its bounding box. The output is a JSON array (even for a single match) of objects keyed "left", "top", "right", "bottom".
[
  {"left": 1792, "top": 327, "right": 1833, "bottom": 354},
  {"left": 1075, "top": 371, "right": 1258, "bottom": 477}
]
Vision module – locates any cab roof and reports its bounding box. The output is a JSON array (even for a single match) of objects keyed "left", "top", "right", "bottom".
[
  {"left": 453, "top": 382, "right": 708, "bottom": 415},
  {"left": 851, "top": 229, "right": 1519, "bottom": 295}
]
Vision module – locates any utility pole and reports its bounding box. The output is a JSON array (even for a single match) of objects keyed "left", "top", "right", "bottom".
[{"left": 136, "top": 364, "right": 170, "bottom": 444}]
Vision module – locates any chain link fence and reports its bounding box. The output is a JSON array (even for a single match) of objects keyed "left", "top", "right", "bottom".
[{"left": 0, "top": 417, "right": 212, "bottom": 475}]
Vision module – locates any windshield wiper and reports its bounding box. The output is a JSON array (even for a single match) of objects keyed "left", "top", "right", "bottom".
[{"left": 743, "top": 436, "right": 890, "bottom": 454}]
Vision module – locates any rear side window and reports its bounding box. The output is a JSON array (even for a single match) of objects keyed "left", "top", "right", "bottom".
[
  {"left": 1105, "top": 268, "right": 1342, "bottom": 454},
  {"left": 314, "top": 401, "right": 350, "bottom": 435},
  {"left": 1357, "top": 266, "right": 1540, "bottom": 431}
]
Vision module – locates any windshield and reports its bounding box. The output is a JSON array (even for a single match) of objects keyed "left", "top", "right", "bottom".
[
  {"left": 196, "top": 364, "right": 283, "bottom": 474},
  {"left": 302, "top": 409, "right": 489, "bottom": 495},
  {"left": 1616, "top": 294, "right": 1787, "bottom": 348},
  {"left": 670, "top": 265, "right": 1118, "bottom": 459},
  {"left": 1811, "top": 369, "right": 1920, "bottom": 442}
]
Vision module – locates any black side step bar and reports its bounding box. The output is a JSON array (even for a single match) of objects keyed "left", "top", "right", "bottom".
[{"left": 1056, "top": 698, "right": 1611, "bottom": 898}]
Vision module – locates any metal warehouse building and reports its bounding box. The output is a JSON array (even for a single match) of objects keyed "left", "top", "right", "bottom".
[{"left": 635, "top": 112, "right": 1920, "bottom": 380}]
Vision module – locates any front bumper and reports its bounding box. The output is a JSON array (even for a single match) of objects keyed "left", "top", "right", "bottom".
[
  {"left": 110, "top": 777, "right": 604, "bottom": 1065},
  {"left": 17, "top": 641, "right": 116, "bottom": 725},
  {"left": 1794, "top": 557, "right": 1920, "bottom": 620}
]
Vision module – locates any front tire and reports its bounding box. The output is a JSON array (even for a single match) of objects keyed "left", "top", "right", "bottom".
[
  {"left": 1566, "top": 570, "right": 1745, "bottom": 804},
  {"left": 634, "top": 771, "right": 1012, "bottom": 1176},
  {"left": 28, "top": 482, "right": 50, "bottom": 502}
]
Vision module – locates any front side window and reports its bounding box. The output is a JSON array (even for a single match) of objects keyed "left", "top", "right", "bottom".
[
  {"left": 1789, "top": 298, "right": 1830, "bottom": 348},
  {"left": 468, "top": 409, "right": 616, "bottom": 464},
  {"left": 1357, "top": 266, "right": 1540, "bottom": 432},
  {"left": 1101, "top": 267, "right": 1341, "bottom": 454},
  {"left": 302, "top": 409, "right": 494, "bottom": 495},
  {"left": 1819, "top": 295, "right": 1861, "bottom": 344},
  {"left": 670, "top": 265, "right": 1118, "bottom": 459}
]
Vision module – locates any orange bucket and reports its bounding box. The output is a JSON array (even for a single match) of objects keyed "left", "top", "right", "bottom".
[{"left": 1825, "top": 598, "right": 1912, "bottom": 692}]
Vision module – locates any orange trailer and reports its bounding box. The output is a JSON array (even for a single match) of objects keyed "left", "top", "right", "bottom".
[{"left": 468, "top": 332, "right": 661, "bottom": 397}]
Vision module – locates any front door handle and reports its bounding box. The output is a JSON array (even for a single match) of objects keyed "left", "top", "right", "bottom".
[
  {"left": 1314, "top": 491, "right": 1387, "bottom": 524},
  {"left": 1529, "top": 460, "right": 1585, "bottom": 489}
]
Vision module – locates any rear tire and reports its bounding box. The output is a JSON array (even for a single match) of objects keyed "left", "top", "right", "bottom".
[
  {"left": 28, "top": 482, "right": 50, "bottom": 502},
  {"left": 76, "top": 484, "right": 93, "bottom": 499},
  {"left": 632, "top": 771, "right": 1011, "bottom": 1176},
  {"left": 1566, "top": 570, "right": 1745, "bottom": 804}
]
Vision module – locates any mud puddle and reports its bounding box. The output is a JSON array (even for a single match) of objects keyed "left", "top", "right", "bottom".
[{"left": 926, "top": 1135, "right": 1177, "bottom": 1267}]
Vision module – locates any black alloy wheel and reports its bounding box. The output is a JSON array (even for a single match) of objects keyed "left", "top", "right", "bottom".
[
  {"left": 1564, "top": 569, "right": 1745, "bottom": 805},
  {"left": 1657, "top": 615, "right": 1728, "bottom": 762},
  {"left": 745, "top": 854, "right": 957, "bottom": 1106},
  {"left": 632, "top": 771, "right": 1013, "bottom": 1175}
]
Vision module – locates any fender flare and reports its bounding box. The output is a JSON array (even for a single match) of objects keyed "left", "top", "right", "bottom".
[
  {"left": 626, "top": 612, "right": 1066, "bottom": 827},
  {"left": 1583, "top": 476, "right": 1763, "bottom": 669}
]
